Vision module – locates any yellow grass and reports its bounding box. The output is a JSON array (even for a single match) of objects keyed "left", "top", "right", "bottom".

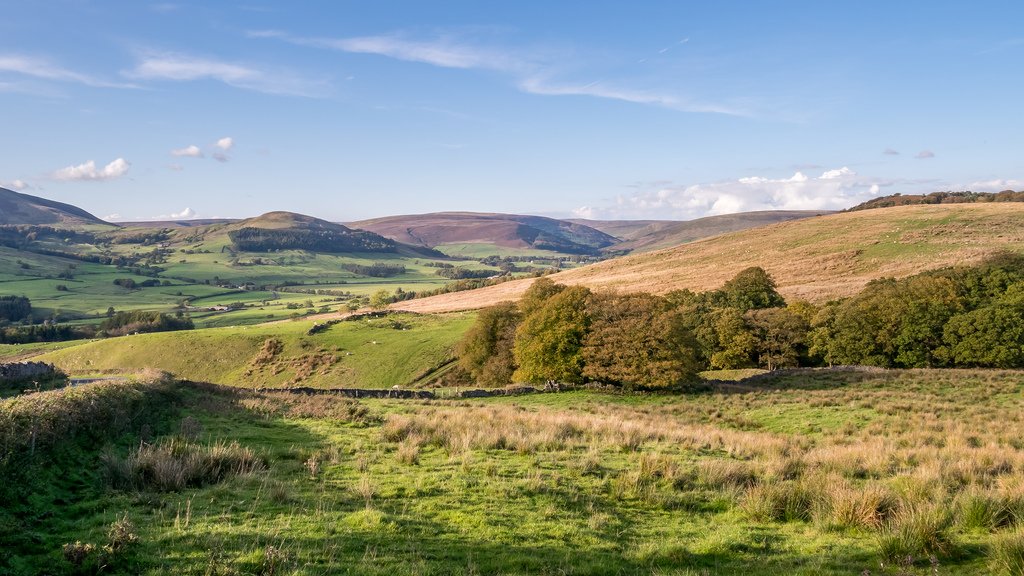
[{"left": 394, "top": 204, "right": 1024, "bottom": 312}]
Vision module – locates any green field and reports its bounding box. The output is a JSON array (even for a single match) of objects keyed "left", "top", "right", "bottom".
[
  {"left": 4, "top": 369, "right": 1024, "bottom": 574},
  {"left": 36, "top": 312, "right": 475, "bottom": 389}
]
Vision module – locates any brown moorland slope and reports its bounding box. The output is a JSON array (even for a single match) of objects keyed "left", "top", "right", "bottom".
[
  {"left": 0, "top": 188, "right": 110, "bottom": 227},
  {"left": 393, "top": 203, "right": 1024, "bottom": 313},
  {"left": 589, "top": 210, "right": 832, "bottom": 253}
]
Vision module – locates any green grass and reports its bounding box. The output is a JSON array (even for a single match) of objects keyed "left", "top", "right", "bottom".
[
  {"left": 37, "top": 312, "right": 475, "bottom": 388},
  {"left": 7, "top": 369, "right": 1022, "bottom": 574}
]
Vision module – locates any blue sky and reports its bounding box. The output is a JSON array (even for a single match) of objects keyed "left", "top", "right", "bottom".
[{"left": 1, "top": 1, "right": 1022, "bottom": 222}]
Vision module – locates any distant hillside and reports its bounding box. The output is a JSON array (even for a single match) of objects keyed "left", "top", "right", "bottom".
[
  {"left": 574, "top": 210, "right": 831, "bottom": 253},
  {"left": 227, "top": 211, "right": 443, "bottom": 257},
  {"left": 350, "top": 212, "right": 618, "bottom": 255},
  {"left": 394, "top": 203, "right": 1024, "bottom": 313},
  {"left": 0, "top": 188, "right": 110, "bottom": 227},
  {"left": 848, "top": 190, "right": 1024, "bottom": 211}
]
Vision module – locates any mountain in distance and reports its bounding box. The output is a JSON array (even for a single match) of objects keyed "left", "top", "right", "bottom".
[
  {"left": 222, "top": 211, "right": 444, "bottom": 257},
  {"left": 394, "top": 203, "right": 1024, "bottom": 313},
  {"left": 0, "top": 187, "right": 111, "bottom": 227},
  {"left": 349, "top": 212, "right": 619, "bottom": 255},
  {"left": 572, "top": 210, "right": 833, "bottom": 253}
]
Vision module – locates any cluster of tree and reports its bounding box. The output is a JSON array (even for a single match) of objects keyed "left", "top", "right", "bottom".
[
  {"left": 106, "top": 230, "right": 172, "bottom": 245},
  {"left": 340, "top": 262, "right": 406, "bottom": 277},
  {"left": 0, "top": 323, "right": 94, "bottom": 344},
  {"left": 0, "top": 296, "right": 32, "bottom": 323},
  {"left": 112, "top": 278, "right": 163, "bottom": 290},
  {"left": 99, "top": 311, "right": 194, "bottom": 337},
  {"left": 434, "top": 267, "right": 497, "bottom": 280},
  {"left": 848, "top": 190, "right": 1024, "bottom": 211},
  {"left": 811, "top": 254, "right": 1024, "bottom": 368},
  {"left": 457, "top": 257, "right": 1024, "bottom": 388},
  {"left": 228, "top": 227, "right": 398, "bottom": 253}
]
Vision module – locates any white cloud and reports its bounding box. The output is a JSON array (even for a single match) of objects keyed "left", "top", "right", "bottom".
[
  {"left": 967, "top": 178, "right": 1024, "bottom": 191},
  {"left": 574, "top": 168, "right": 898, "bottom": 220},
  {"left": 883, "top": 148, "right": 900, "bottom": 156},
  {"left": 518, "top": 76, "right": 749, "bottom": 116},
  {"left": 915, "top": 150, "right": 935, "bottom": 159},
  {"left": 0, "top": 54, "right": 133, "bottom": 88},
  {"left": 170, "top": 207, "right": 196, "bottom": 219},
  {"left": 1, "top": 179, "right": 31, "bottom": 190},
  {"left": 125, "top": 52, "right": 327, "bottom": 97},
  {"left": 171, "top": 144, "right": 203, "bottom": 158},
  {"left": 52, "top": 158, "right": 130, "bottom": 182},
  {"left": 251, "top": 31, "right": 747, "bottom": 116},
  {"left": 104, "top": 213, "right": 123, "bottom": 221},
  {"left": 215, "top": 136, "right": 233, "bottom": 150}
]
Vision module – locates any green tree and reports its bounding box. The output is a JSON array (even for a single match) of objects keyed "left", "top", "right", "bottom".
[
  {"left": 582, "top": 293, "right": 699, "bottom": 388},
  {"left": 369, "top": 289, "right": 392, "bottom": 310},
  {"left": 942, "top": 301, "right": 1024, "bottom": 368},
  {"left": 513, "top": 285, "right": 591, "bottom": 384},
  {"left": 720, "top": 267, "right": 786, "bottom": 311},
  {"left": 518, "top": 277, "right": 565, "bottom": 316},
  {"left": 456, "top": 302, "right": 521, "bottom": 387},
  {"left": 745, "top": 307, "right": 810, "bottom": 370},
  {"left": 708, "top": 308, "right": 757, "bottom": 369}
]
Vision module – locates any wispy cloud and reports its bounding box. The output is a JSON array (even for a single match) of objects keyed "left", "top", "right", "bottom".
[
  {"left": 519, "top": 76, "right": 750, "bottom": 116},
  {"left": 573, "top": 167, "right": 925, "bottom": 220},
  {"left": 125, "top": 51, "right": 328, "bottom": 97},
  {"left": 249, "top": 30, "right": 747, "bottom": 116},
  {"left": 915, "top": 150, "right": 935, "bottom": 159},
  {"left": 52, "top": 158, "right": 130, "bottom": 182},
  {"left": 0, "top": 54, "right": 133, "bottom": 88},
  {"left": 883, "top": 148, "right": 900, "bottom": 155}
]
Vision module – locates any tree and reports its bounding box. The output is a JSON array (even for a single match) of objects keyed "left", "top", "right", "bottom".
[
  {"left": 513, "top": 285, "right": 591, "bottom": 384},
  {"left": 720, "top": 267, "right": 786, "bottom": 311},
  {"left": 582, "top": 293, "right": 699, "bottom": 388},
  {"left": 369, "top": 289, "right": 392, "bottom": 310},
  {"left": 942, "top": 301, "right": 1024, "bottom": 368},
  {"left": 708, "top": 308, "right": 757, "bottom": 369},
  {"left": 456, "top": 302, "right": 521, "bottom": 386},
  {"left": 518, "top": 277, "right": 565, "bottom": 316},
  {"left": 0, "top": 296, "right": 31, "bottom": 323},
  {"left": 745, "top": 307, "right": 810, "bottom": 370}
]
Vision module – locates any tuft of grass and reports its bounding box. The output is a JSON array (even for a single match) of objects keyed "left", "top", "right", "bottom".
[
  {"left": 877, "top": 505, "right": 957, "bottom": 564},
  {"left": 103, "top": 438, "right": 265, "bottom": 491},
  {"left": 990, "top": 530, "right": 1024, "bottom": 575},
  {"left": 739, "top": 479, "right": 818, "bottom": 522}
]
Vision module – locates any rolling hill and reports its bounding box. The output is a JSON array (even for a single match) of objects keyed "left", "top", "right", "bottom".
[
  {"left": 577, "top": 210, "right": 832, "bottom": 253},
  {"left": 349, "top": 212, "right": 619, "bottom": 255},
  {"left": 0, "top": 188, "right": 111, "bottom": 227},
  {"left": 393, "top": 203, "right": 1024, "bottom": 313}
]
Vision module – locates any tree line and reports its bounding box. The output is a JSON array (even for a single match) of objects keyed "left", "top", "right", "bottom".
[{"left": 457, "top": 255, "right": 1024, "bottom": 389}]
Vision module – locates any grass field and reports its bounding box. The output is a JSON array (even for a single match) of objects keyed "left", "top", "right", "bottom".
[
  {"left": 35, "top": 312, "right": 475, "bottom": 389},
  {"left": 5, "top": 368, "right": 1024, "bottom": 574},
  {"left": 394, "top": 203, "right": 1024, "bottom": 313}
]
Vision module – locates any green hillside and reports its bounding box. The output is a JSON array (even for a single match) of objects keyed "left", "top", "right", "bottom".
[{"left": 36, "top": 312, "right": 474, "bottom": 388}]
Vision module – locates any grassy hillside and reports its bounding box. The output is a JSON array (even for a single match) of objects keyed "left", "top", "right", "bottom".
[
  {"left": 37, "top": 312, "right": 474, "bottom": 388},
  {"left": 6, "top": 369, "right": 1024, "bottom": 574},
  {"left": 0, "top": 188, "right": 111, "bottom": 227},
  {"left": 395, "top": 203, "right": 1024, "bottom": 312},
  {"left": 599, "top": 210, "right": 832, "bottom": 253}
]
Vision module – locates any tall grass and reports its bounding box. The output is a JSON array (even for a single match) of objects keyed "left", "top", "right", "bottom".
[{"left": 103, "top": 438, "right": 265, "bottom": 491}]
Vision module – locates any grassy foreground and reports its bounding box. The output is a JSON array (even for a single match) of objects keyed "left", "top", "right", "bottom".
[{"left": 4, "top": 369, "right": 1024, "bottom": 574}]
